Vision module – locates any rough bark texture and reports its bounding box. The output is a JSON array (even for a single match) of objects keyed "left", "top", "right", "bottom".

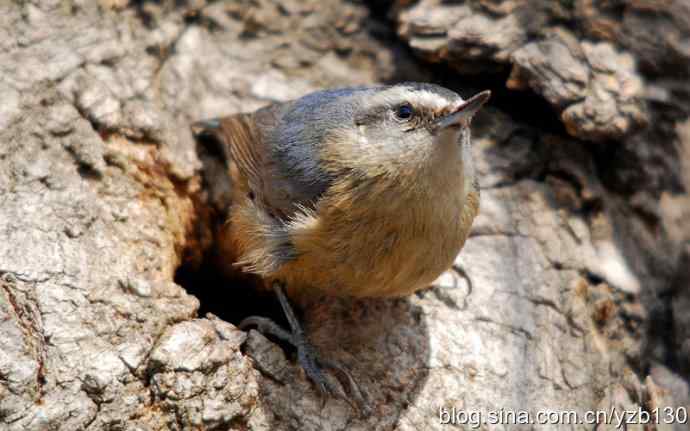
[{"left": 0, "top": 0, "right": 688, "bottom": 430}]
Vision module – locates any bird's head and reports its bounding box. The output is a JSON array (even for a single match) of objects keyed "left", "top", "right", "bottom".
[
  {"left": 277, "top": 83, "right": 489, "bottom": 178},
  {"left": 352, "top": 83, "right": 489, "bottom": 145}
]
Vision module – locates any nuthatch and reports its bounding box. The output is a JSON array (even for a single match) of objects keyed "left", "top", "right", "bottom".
[{"left": 192, "top": 83, "right": 490, "bottom": 409}]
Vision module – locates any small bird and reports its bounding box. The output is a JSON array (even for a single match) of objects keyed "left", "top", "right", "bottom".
[{"left": 191, "top": 83, "right": 489, "bottom": 408}]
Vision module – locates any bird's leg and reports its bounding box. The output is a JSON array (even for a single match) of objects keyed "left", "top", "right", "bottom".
[
  {"left": 271, "top": 281, "right": 339, "bottom": 397},
  {"left": 239, "top": 281, "right": 367, "bottom": 413}
]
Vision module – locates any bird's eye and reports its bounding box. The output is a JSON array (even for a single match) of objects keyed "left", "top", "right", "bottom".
[{"left": 395, "top": 104, "right": 414, "bottom": 121}]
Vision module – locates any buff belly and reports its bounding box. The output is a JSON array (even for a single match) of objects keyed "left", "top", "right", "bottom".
[{"left": 273, "top": 190, "right": 478, "bottom": 299}]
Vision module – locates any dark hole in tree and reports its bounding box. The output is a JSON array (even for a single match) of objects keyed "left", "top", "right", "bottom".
[
  {"left": 174, "top": 248, "right": 294, "bottom": 351},
  {"left": 173, "top": 131, "right": 293, "bottom": 350},
  {"left": 175, "top": 256, "right": 260, "bottom": 320}
]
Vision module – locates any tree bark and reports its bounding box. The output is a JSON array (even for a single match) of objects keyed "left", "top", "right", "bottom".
[{"left": 1, "top": 1, "right": 688, "bottom": 430}]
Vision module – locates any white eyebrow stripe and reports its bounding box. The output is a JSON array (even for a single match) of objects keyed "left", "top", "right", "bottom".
[
  {"left": 362, "top": 87, "right": 456, "bottom": 112},
  {"left": 406, "top": 90, "right": 456, "bottom": 111}
]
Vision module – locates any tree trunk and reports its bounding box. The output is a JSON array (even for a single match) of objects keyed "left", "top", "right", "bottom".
[{"left": 1, "top": 1, "right": 688, "bottom": 430}]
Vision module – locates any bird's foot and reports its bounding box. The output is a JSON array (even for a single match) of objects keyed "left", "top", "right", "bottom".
[{"left": 239, "top": 282, "right": 368, "bottom": 415}]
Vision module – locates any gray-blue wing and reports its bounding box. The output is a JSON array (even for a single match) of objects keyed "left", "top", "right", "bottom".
[{"left": 191, "top": 101, "right": 331, "bottom": 220}]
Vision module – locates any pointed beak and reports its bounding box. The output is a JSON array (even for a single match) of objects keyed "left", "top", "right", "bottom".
[{"left": 434, "top": 90, "right": 491, "bottom": 131}]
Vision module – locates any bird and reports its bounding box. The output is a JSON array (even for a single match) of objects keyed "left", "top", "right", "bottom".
[{"left": 191, "top": 82, "right": 490, "bottom": 410}]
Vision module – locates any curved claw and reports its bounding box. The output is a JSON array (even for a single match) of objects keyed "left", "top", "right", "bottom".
[
  {"left": 239, "top": 316, "right": 295, "bottom": 344},
  {"left": 319, "top": 357, "right": 370, "bottom": 416},
  {"left": 241, "top": 281, "right": 369, "bottom": 414},
  {"left": 297, "top": 345, "right": 341, "bottom": 399},
  {"left": 451, "top": 263, "right": 473, "bottom": 295}
]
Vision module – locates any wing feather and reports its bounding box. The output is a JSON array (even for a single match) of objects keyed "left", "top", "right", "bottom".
[{"left": 191, "top": 102, "right": 325, "bottom": 220}]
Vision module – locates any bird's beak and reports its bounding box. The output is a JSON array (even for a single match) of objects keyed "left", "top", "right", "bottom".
[{"left": 434, "top": 90, "right": 491, "bottom": 131}]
